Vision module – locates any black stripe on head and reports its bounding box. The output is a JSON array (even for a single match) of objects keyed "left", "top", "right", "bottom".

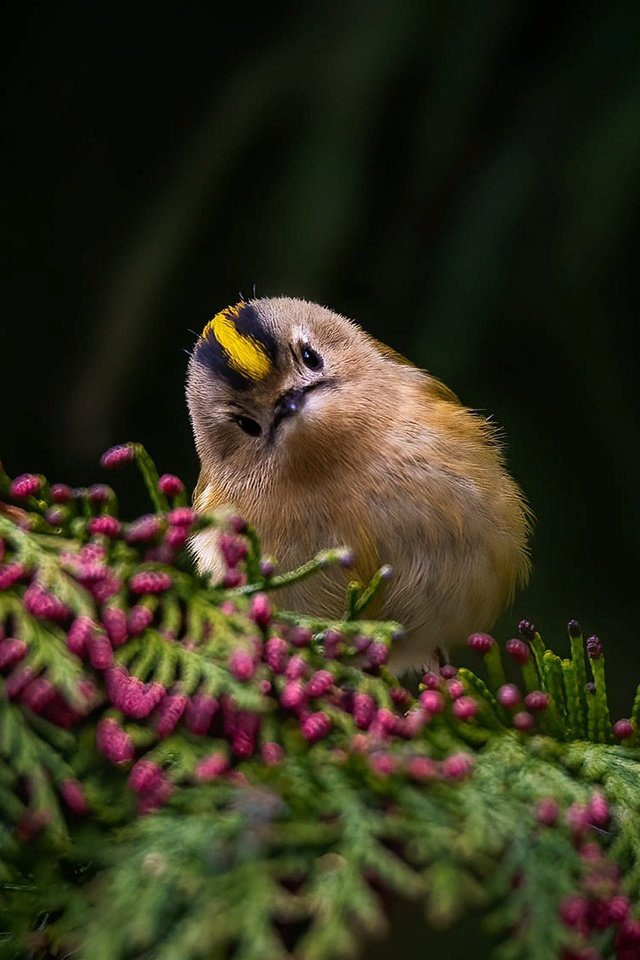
[{"left": 193, "top": 302, "right": 278, "bottom": 390}]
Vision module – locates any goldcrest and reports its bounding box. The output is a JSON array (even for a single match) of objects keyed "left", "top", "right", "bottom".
[{"left": 186, "top": 297, "right": 531, "bottom": 672}]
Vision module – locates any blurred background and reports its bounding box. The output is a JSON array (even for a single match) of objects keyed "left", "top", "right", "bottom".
[{"left": 4, "top": 6, "right": 639, "bottom": 711}]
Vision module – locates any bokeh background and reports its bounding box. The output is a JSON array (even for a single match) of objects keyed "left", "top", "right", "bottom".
[{"left": 3, "top": 6, "right": 640, "bottom": 948}]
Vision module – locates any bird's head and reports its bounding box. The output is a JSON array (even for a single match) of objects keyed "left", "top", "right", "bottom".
[{"left": 186, "top": 297, "right": 393, "bottom": 486}]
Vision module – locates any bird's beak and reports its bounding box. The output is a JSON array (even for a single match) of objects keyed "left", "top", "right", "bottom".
[{"left": 273, "top": 388, "right": 306, "bottom": 431}]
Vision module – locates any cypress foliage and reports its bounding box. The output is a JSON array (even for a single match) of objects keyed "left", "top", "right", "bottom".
[{"left": 0, "top": 447, "right": 638, "bottom": 960}]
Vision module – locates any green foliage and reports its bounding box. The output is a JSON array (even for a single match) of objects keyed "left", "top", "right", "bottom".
[{"left": 0, "top": 448, "right": 639, "bottom": 960}]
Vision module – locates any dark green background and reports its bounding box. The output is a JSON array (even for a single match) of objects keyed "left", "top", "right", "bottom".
[
  {"left": 4, "top": 8, "right": 639, "bottom": 723},
  {"left": 3, "top": 3, "right": 640, "bottom": 955}
]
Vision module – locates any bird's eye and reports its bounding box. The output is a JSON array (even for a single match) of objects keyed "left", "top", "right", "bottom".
[
  {"left": 235, "top": 416, "right": 261, "bottom": 437},
  {"left": 301, "top": 344, "right": 323, "bottom": 371}
]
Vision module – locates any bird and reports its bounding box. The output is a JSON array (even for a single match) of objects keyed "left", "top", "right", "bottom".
[{"left": 186, "top": 296, "right": 531, "bottom": 673}]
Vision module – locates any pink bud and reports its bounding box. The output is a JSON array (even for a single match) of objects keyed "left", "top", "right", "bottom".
[
  {"left": 301, "top": 711, "right": 332, "bottom": 743},
  {"left": 0, "top": 637, "right": 28, "bottom": 669},
  {"left": 9, "top": 474, "right": 41, "bottom": 499},
  {"left": 305, "top": 670, "right": 333, "bottom": 698},
  {"left": 127, "top": 605, "right": 154, "bottom": 636},
  {"left": 505, "top": 638, "right": 530, "bottom": 664},
  {"left": 230, "top": 515, "right": 248, "bottom": 534},
  {"left": 6, "top": 665, "right": 36, "bottom": 699},
  {"left": 261, "top": 742, "right": 285, "bottom": 765},
  {"left": 560, "top": 895, "right": 589, "bottom": 928},
  {"left": 60, "top": 779, "right": 88, "bottom": 815},
  {"left": 45, "top": 506, "right": 68, "bottom": 526},
  {"left": 374, "top": 708, "right": 400, "bottom": 736},
  {"left": 419, "top": 690, "right": 445, "bottom": 714},
  {"left": 155, "top": 694, "right": 188, "bottom": 737},
  {"left": 265, "top": 636, "right": 288, "bottom": 673},
  {"left": 89, "top": 573, "right": 122, "bottom": 604},
  {"left": 88, "top": 633, "right": 114, "bottom": 670},
  {"left": 105, "top": 668, "right": 164, "bottom": 719},
  {"left": 259, "top": 558, "right": 275, "bottom": 578},
  {"left": 281, "top": 680, "right": 306, "bottom": 710},
  {"left": 353, "top": 692, "right": 376, "bottom": 730},
  {"left": 513, "top": 711, "right": 535, "bottom": 731},
  {"left": 138, "top": 775, "right": 173, "bottom": 814},
  {"left": 219, "top": 533, "right": 248, "bottom": 568},
  {"left": 452, "top": 696, "right": 479, "bottom": 721},
  {"left": 232, "top": 730, "right": 256, "bottom": 758},
  {"left": 129, "top": 571, "right": 173, "bottom": 594},
  {"left": 158, "top": 474, "right": 184, "bottom": 496},
  {"left": 497, "top": 683, "right": 521, "bottom": 708},
  {"left": 439, "top": 664, "right": 457, "bottom": 679},
  {"left": 447, "top": 679, "right": 465, "bottom": 700},
  {"left": 289, "top": 626, "right": 313, "bottom": 648},
  {"left": 51, "top": 483, "right": 73, "bottom": 503},
  {"left": 126, "top": 515, "right": 163, "bottom": 544},
  {"left": 588, "top": 792, "right": 610, "bottom": 829},
  {"left": 467, "top": 632, "right": 495, "bottom": 654},
  {"left": 195, "top": 752, "right": 229, "bottom": 782},
  {"left": 102, "top": 606, "right": 128, "bottom": 647},
  {"left": 250, "top": 593, "right": 272, "bottom": 628},
  {"left": 566, "top": 802, "right": 589, "bottom": 836},
  {"left": 536, "top": 798, "right": 559, "bottom": 826},
  {"left": 366, "top": 641, "right": 388, "bottom": 667},
  {"left": 617, "top": 920, "right": 640, "bottom": 953},
  {"left": 22, "top": 677, "right": 56, "bottom": 712},
  {"left": 322, "top": 629, "right": 342, "bottom": 658},
  {"left": 607, "top": 896, "right": 630, "bottom": 925},
  {"left": 586, "top": 635, "right": 603, "bottom": 659},
  {"left": 24, "top": 583, "right": 70, "bottom": 622},
  {"left": 441, "top": 752, "right": 475, "bottom": 780},
  {"left": 87, "top": 484, "right": 113, "bottom": 505},
  {"left": 184, "top": 694, "right": 219, "bottom": 735},
  {"left": 353, "top": 634, "right": 371, "bottom": 653},
  {"left": 43, "top": 697, "right": 83, "bottom": 729},
  {"left": 406, "top": 756, "right": 438, "bottom": 781},
  {"left": 613, "top": 719, "right": 634, "bottom": 740},
  {"left": 350, "top": 733, "right": 369, "bottom": 753},
  {"left": 0, "top": 561, "right": 28, "bottom": 591},
  {"left": 369, "top": 752, "right": 397, "bottom": 776},
  {"left": 285, "top": 655, "right": 308, "bottom": 680},
  {"left": 66, "top": 616, "right": 95, "bottom": 656},
  {"left": 421, "top": 671, "right": 441, "bottom": 689},
  {"left": 88, "top": 516, "right": 121, "bottom": 537},
  {"left": 167, "top": 507, "right": 196, "bottom": 527},
  {"left": 128, "top": 758, "right": 163, "bottom": 794},
  {"left": 524, "top": 691, "right": 549, "bottom": 711},
  {"left": 165, "top": 525, "right": 188, "bottom": 549},
  {"left": 229, "top": 649, "right": 255, "bottom": 682},
  {"left": 403, "top": 707, "right": 427, "bottom": 737},
  {"left": 96, "top": 717, "right": 134, "bottom": 764},
  {"left": 223, "top": 569, "right": 243, "bottom": 588},
  {"left": 390, "top": 686, "right": 412, "bottom": 708},
  {"left": 100, "top": 444, "right": 135, "bottom": 469}
]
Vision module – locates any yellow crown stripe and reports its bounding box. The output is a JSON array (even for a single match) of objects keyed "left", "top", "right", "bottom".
[{"left": 202, "top": 307, "right": 272, "bottom": 382}]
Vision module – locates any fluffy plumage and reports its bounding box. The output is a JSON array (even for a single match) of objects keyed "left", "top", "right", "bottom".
[{"left": 186, "top": 297, "right": 531, "bottom": 672}]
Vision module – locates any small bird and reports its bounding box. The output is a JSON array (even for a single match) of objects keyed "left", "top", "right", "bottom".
[{"left": 186, "top": 297, "right": 531, "bottom": 672}]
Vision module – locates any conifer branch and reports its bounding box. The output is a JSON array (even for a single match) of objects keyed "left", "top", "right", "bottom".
[{"left": 0, "top": 447, "right": 638, "bottom": 960}]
